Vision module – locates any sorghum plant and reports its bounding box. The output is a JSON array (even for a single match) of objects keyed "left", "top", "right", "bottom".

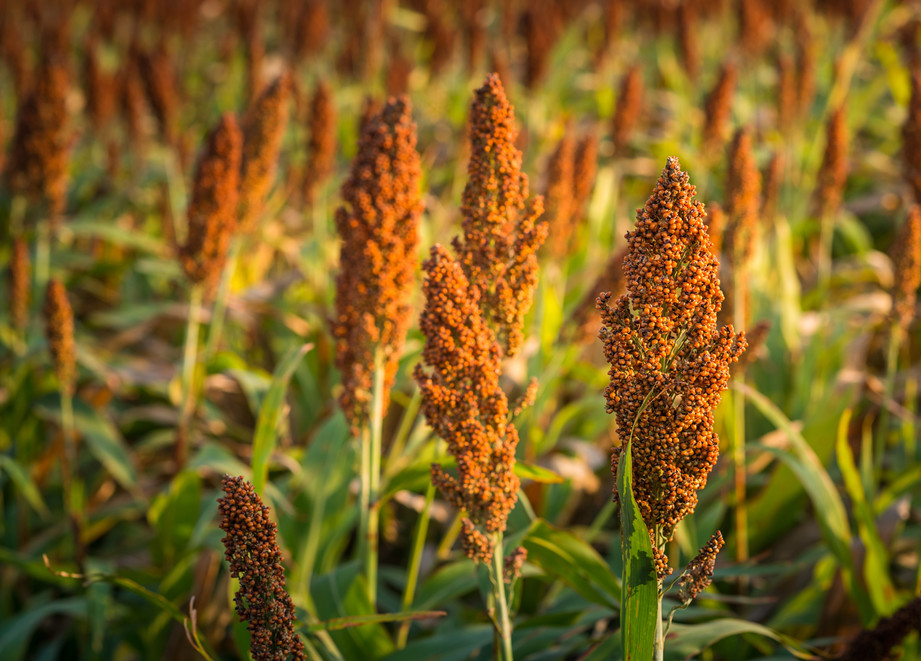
[
  {"left": 333, "top": 96, "right": 422, "bottom": 605},
  {"left": 902, "top": 70, "right": 921, "bottom": 206},
  {"left": 218, "top": 475, "right": 306, "bottom": 661},
  {"left": 303, "top": 80, "right": 336, "bottom": 208},
  {"left": 702, "top": 62, "right": 737, "bottom": 150},
  {"left": 598, "top": 157, "right": 745, "bottom": 658},
  {"left": 452, "top": 73, "right": 547, "bottom": 358},
  {"left": 815, "top": 105, "right": 848, "bottom": 288},
  {"left": 9, "top": 237, "right": 30, "bottom": 335},
  {"left": 542, "top": 130, "right": 576, "bottom": 261},
  {"left": 612, "top": 65, "right": 643, "bottom": 154}
]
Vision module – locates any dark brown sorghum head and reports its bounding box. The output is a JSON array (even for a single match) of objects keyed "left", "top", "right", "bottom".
[
  {"left": 291, "top": 0, "right": 329, "bottom": 62},
  {"left": 179, "top": 114, "right": 242, "bottom": 291},
  {"left": 459, "top": 0, "right": 485, "bottom": 71},
  {"left": 118, "top": 54, "right": 147, "bottom": 149},
  {"left": 838, "top": 595, "right": 921, "bottom": 661},
  {"left": 139, "top": 45, "right": 179, "bottom": 146},
  {"left": 572, "top": 131, "right": 599, "bottom": 227},
  {"left": 218, "top": 475, "right": 307, "bottom": 661},
  {"left": 452, "top": 74, "right": 547, "bottom": 358},
  {"left": 239, "top": 72, "right": 292, "bottom": 235},
  {"left": 503, "top": 546, "right": 528, "bottom": 583},
  {"left": 543, "top": 130, "right": 576, "bottom": 260},
  {"left": 724, "top": 127, "right": 762, "bottom": 266},
  {"left": 334, "top": 97, "right": 422, "bottom": 432},
  {"left": 677, "top": 4, "right": 701, "bottom": 81},
  {"left": 815, "top": 106, "right": 848, "bottom": 219},
  {"left": 702, "top": 62, "right": 737, "bottom": 149},
  {"left": 612, "top": 65, "right": 643, "bottom": 154},
  {"left": 903, "top": 70, "right": 921, "bottom": 206},
  {"left": 414, "top": 245, "right": 521, "bottom": 564},
  {"left": 386, "top": 45, "right": 413, "bottom": 97},
  {"left": 677, "top": 531, "right": 724, "bottom": 602},
  {"left": 424, "top": 0, "right": 455, "bottom": 75},
  {"left": 44, "top": 278, "right": 76, "bottom": 394},
  {"left": 891, "top": 205, "right": 921, "bottom": 329},
  {"left": 521, "top": 8, "right": 555, "bottom": 90},
  {"left": 303, "top": 80, "right": 336, "bottom": 207},
  {"left": 598, "top": 158, "right": 745, "bottom": 577},
  {"left": 5, "top": 56, "right": 69, "bottom": 219},
  {"left": 737, "top": 0, "right": 773, "bottom": 58},
  {"left": 10, "top": 237, "right": 30, "bottom": 331}
]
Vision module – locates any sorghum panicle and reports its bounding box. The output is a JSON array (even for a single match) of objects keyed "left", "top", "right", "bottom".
[
  {"left": 891, "top": 205, "right": 921, "bottom": 329},
  {"left": 612, "top": 65, "right": 643, "bottom": 154},
  {"left": 902, "top": 70, "right": 921, "bottom": 206},
  {"left": 334, "top": 97, "right": 422, "bottom": 432},
  {"left": 572, "top": 131, "right": 599, "bottom": 226},
  {"left": 10, "top": 237, "right": 30, "bottom": 331},
  {"left": 543, "top": 130, "right": 576, "bottom": 259},
  {"left": 598, "top": 157, "right": 746, "bottom": 576},
  {"left": 84, "top": 39, "right": 118, "bottom": 133},
  {"left": 815, "top": 106, "right": 848, "bottom": 219},
  {"left": 452, "top": 74, "right": 548, "bottom": 358},
  {"left": 677, "top": 4, "right": 700, "bottom": 81},
  {"left": 776, "top": 53, "right": 796, "bottom": 132},
  {"left": 677, "top": 531, "right": 724, "bottom": 602},
  {"left": 139, "top": 45, "right": 179, "bottom": 145},
  {"left": 414, "top": 245, "right": 521, "bottom": 564},
  {"left": 303, "top": 80, "right": 336, "bottom": 207},
  {"left": 724, "top": 127, "right": 762, "bottom": 266},
  {"left": 239, "top": 72, "right": 292, "bottom": 235},
  {"left": 703, "top": 62, "right": 737, "bottom": 149},
  {"left": 795, "top": 12, "right": 816, "bottom": 118},
  {"left": 118, "top": 53, "right": 147, "bottom": 148},
  {"left": 5, "top": 55, "right": 70, "bottom": 219},
  {"left": 218, "top": 475, "right": 306, "bottom": 661},
  {"left": 761, "top": 150, "right": 783, "bottom": 221},
  {"left": 179, "top": 114, "right": 242, "bottom": 291},
  {"left": 838, "top": 595, "right": 921, "bottom": 661},
  {"left": 44, "top": 279, "right": 76, "bottom": 395}
]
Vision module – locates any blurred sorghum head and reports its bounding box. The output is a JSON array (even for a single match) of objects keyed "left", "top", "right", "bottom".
[
  {"left": 138, "top": 45, "right": 179, "bottom": 146},
  {"left": 572, "top": 131, "right": 599, "bottom": 224},
  {"left": 303, "top": 80, "right": 336, "bottom": 207},
  {"left": 218, "top": 475, "right": 306, "bottom": 661},
  {"left": 598, "top": 157, "right": 746, "bottom": 577},
  {"left": 179, "top": 114, "right": 242, "bottom": 291},
  {"left": 838, "top": 594, "right": 921, "bottom": 661},
  {"left": 5, "top": 55, "right": 70, "bottom": 219},
  {"left": 612, "top": 65, "right": 643, "bottom": 154},
  {"left": 902, "top": 70, "right": 921, "bottom": 206},
  {"left": 452, "top": 73, "right": 547, "bottom": 358},
  {"left": 724, "top": 127, "right": 762, "bottom": 267},
  {"left": 239, "top": 72, "right": 292, "bottom": 235},
  {"left": 891, "top": 205, "right": 921, "bottom": 329},
  {"left": 815, "top": 105, "right": 848, "bottom": 219},
  {"left": 702, "top": 62, "right": 737, "bottom": 149},
  {"left": 542, "top": 130, "right": 576, "bottom": 260},
  {"left": 334, "top": 96, "right": 422, "bottom": 432},
  {"left": 44, "top": 279, "right": 76, "bottom": 395},
  {"left": 414, "top": 244, "right": 521, "bottom": 564},
  {"left": 10, "top": 237, "right": 30, "bottom": 332}
]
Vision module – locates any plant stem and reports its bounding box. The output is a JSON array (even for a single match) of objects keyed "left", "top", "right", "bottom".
[
  {"left": 653, "top": 589, "right": 664, "bottom": 661},
  {"left": 383, "top": 387, "right": 422, "bottom": 480},
  {"left": 177, "top": 284, "right": 204, "bottom": 471},
  {"left": 876, "top": 323, "right": 902, "bottom": 487},
  {"left": 358, "top": 349, "right": 386, "bottom": 608},
  {"left": 396, "top": 479, "right": 436, "bottom": 649},
  {"left": 490, "top": 532, "right": 514, "bottom": 661},
  {"left": 61, "top": 388, "right": 85, "bottom": 569},
  {"left": 817, "top": 211, "right": 833, "bottom": 300},
  {"left": 204, "top": 238, "right": 242, "bottom": 360}
]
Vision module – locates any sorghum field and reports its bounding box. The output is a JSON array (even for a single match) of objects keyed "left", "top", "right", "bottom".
[{"left": 2, "top": 0, "right": 921, "bottom": 659}]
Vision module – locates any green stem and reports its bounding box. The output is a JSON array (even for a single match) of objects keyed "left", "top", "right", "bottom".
[
  {"left": 363, "top": 350, "right": 386, "bottom": 608},
  {"left": 204, "top": 238, "right": 242, "bottom": 360},
  {"left": 653, "top": 589, "right": 664, "bottom": 661},
  {"left": 490, "top": 533, "right": 514, "bottom": 661},
  {"left": 817, "top": 211, "right": 833, "bottom": 299},
  {"left": 61, "top": 389, "right": 85, "bottom": 569},
  {"left": 876, "top": 323, "right": 902, "bottom": 487},
  {"left": 177, "top": 284, "right": 204, "bottom": 471},
  {"left": 395, "top": 479, "right": 436, "bottom": 649},
  {"left": 383, "top": 387, "right": 422, "bottom": 481}
]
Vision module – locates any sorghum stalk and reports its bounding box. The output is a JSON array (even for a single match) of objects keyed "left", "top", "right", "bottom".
[
  {"left": 333, "top": 97, "right": 422, "bottom": 606},
  {"left": 176, "top": 114, "right": 242, "bottom": 469},
  {"left": 599, "top": 158, "right": 745, "bottom": 657}
]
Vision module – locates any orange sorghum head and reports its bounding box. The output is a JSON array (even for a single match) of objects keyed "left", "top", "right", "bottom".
[
  {"left": 218, "top": 475, "right": 306, "bottom": 661},
  {"left": 702, "top": 62, "right": 737, "bottom": 149},
  {"left": 724, "top": 127, "right": 762, "bottom": 266},
  {"left": 612, "top": 65, "right": 643, "bottom": 154},
  {"left": 44, "top": 279, "right": 76, "bottom": 394},
  {"left": 572, "top": 131, "right": 599, "bottom": 224},
  {"left": 179, "top": 114, "right": 242, "bottom": 291},
  {"left": 761, "top": 150, "right": 783, "bottom": 221},
  {"left": 598, "top": 157, "right": 745, "bottom": 576},
  {"left": 452, "top": 73, "right": 547, "bottom": 358},
  {"left": 5, "top": 55, "right": 69, "bottom": 219},
  {"left": 815, "top": 105, "right": 848, "bottom": 218},
  {"left": 303, "top": 80, "right": 336, "bottom": 207},
  {"left": 677, "top": 4, "right": 700, "bottom": 81},
  {"left": 543, "top": 130, "right": 577, "bottom": 260},
  {"left": 138, "top": 45, "right": 179, "bottom": 146},
  {"left": 414, "top": 244, "right": 521, "bottom": 564},
  {"left": 239, "top": 72, "right": 292, "bottom": 235},
  {"left": 10, "top": 237, "right": 30, "bottom": 331},
  {"left": 334, "top": 96, "right": 422, "bottom": 432},
  {"left": 902, "top": 70, "right": 921, "bottom": 206},
  {"left": 677, "top": 531, "right": 724, "bottom": 602},
  {"left": 891, "top": 205, "right": 921, "bottom": 329}
]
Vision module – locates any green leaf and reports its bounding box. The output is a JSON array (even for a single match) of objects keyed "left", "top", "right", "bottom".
[
  {"left": 379, "top": 625, "right": 493, "bottom": 661},
  {"left": 0, "top": 596, "right": 87, "bottom": 660},
  {"left": 617, "top": 438, "right": 658, "bottom": 661},
  {"left": 306, "top": 610, "right": 446, "bottom": 632},
  {"left": 514, "top": 461, "right": 564, "bottom": 484},
  {"left": 251, "top": 343, "right": 312, "bottom": 495},
  {"left": 0, "top": 455, "right": 49, "bottom": 517},
  {"left": 664, "top": 618, "right": 815, "bottom": 660},
  {"left": 522, "top": 519, "right": 620, "bottom": 609}
]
